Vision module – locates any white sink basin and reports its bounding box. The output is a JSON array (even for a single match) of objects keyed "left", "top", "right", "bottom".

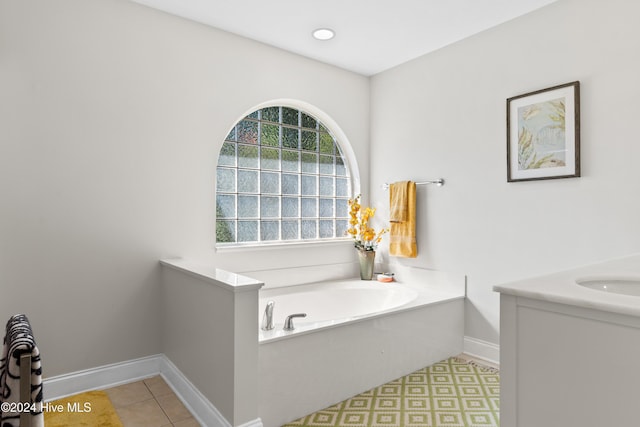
[{"left": 576, "top": 278, "right": 640, "bottom": 296}]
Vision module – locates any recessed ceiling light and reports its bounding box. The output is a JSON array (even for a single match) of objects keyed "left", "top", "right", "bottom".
[{"left": 312, "top": 28, "right": 335, "bottom": 41}]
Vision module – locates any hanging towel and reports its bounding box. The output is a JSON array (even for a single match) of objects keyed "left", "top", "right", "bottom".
[
  {"left": 389, "top": 180, "right": 408, "bottom": 223},
  {"left": 0, "top": 314, "right": 44, "bottom": 427},
  {"left": 389, "top": 181, "right": 417, "bottom": 258}
]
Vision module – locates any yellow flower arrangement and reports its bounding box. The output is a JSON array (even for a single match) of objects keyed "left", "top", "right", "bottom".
[{"left": 347, "top": 194, "right": 388, "bottom": 251}]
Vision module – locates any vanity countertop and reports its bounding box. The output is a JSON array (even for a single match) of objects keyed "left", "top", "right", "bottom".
[{"left": 493, "top": 253, "right": 640, "bottom": 317}]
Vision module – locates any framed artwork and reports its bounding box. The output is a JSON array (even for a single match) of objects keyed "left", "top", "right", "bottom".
[{"left": 507, "top": 81, "right": 580, "bottom": 182}]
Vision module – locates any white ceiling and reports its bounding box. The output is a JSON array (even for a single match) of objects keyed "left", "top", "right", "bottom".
[{"left": 131, "top": 0, "right": 557, "bottom": 76}]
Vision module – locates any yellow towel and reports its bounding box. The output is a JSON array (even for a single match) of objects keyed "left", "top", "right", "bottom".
[
  {"left": 389, "top": 181, "right": 417, "bottom": 258},
  {"left": 389, "top": 181, "right": 408, "bottom": 223}
]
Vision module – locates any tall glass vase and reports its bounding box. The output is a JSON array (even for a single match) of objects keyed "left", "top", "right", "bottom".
[{"left": 358, "top": 249, "right": 376, "bottom": 280}]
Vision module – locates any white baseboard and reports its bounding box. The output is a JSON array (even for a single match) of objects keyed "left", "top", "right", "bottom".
[
  {"left": 237, "top": 419, "right": 265, "bottom": 427},
  {"left": 463, "top": 336, "right": 500, "bottom": 365},
  {"left": 43, "top": 354, "right": 264, "bottom": 427},
  {"left": 159, "top": 355, "right": 261, "bottom": 427},
  {"left": 44, "top": 354, "right": 163, "bottom": 400}
]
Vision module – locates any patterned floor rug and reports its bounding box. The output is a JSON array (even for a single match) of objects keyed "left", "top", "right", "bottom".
[{"left": 282, "top": 357, "right": 499, "bottom": 427}]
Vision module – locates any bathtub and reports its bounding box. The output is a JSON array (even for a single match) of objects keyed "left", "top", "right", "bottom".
[
  {"left": 258, "top": 270, "right": 465, "bottom": 427},
  {"left": 258, "top": 280, "right": 419, "bottom": 342}
]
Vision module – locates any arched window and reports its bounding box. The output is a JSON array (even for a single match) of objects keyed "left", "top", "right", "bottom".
[{"left": 216, "top": 106, "right": 354, "bottom": 246}]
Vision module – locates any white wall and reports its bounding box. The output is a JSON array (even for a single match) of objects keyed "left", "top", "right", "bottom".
[
  {"left": 0, "top": 0, "right": 369, "bottom": 377},
  {"left": 5, "top": 0, "right": 638, "bottom": 381},
  {"left": 370, "top": 0, "right": 640, "bottom": 346}
]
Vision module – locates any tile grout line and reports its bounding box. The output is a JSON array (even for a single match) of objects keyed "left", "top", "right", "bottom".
[
  {"left": 105, "top": 376, "right": 197, "bottom": 427},
  {"left": 143, "top": 380, "right": 171, "bottom": 426},
  {"left": 145, "top": 378, "right": 188, "bottom": 427}
]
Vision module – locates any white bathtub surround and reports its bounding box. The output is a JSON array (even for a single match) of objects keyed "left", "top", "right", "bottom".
[
  {"left": 494, "top": 253, "right": 640, "bottom": 427},
  {"left": 259, "top": 267, "right": 466, "bottom": 427},
  {"left": 161, "top": 259, "right": 264, "bottom": 427},
  {"left": 242, "top": 259, "right": 458, "bottom": 293},
  {"left": 160, "top": 259, "right": 465, "bottom": 427},
  {"left": 243, "top": 261, "right": 360, "bottom": 290}
]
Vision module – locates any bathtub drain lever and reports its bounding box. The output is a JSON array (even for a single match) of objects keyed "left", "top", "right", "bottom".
[{"left": 283, "top": 313, "right": 307, "bottom": 331}]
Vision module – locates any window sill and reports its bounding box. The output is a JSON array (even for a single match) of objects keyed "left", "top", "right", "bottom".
[{"left": 215, "top": 238, "right": 354, "bottom": 253}]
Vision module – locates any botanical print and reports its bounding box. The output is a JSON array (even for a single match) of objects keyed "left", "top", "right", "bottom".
[{"left": 517, "top": 97, "right": 566, "bottom": 170}]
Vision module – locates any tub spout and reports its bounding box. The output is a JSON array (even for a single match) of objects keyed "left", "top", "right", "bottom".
[
  {"left": 283, "top": 313, "right": 307, "bottom": 331},
  {"left": 262, "top": 301, "right": 275, "bottom": 331}
]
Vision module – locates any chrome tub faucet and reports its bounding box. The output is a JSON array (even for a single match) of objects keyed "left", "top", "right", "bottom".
[
  {"left": 283, "top": 313, "right": 307, "bottom": 331},
  {"left": 261, "top": 301, "right": 275, "bottom": 331}
]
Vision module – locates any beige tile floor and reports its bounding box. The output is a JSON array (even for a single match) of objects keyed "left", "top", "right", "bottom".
[{"left": 104, "top": 376, "right": 200, "bottom": 427}]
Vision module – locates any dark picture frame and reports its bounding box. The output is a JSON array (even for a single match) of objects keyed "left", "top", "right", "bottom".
[{"left": 507, "top": 81, "right": 580, "bottom": 182}]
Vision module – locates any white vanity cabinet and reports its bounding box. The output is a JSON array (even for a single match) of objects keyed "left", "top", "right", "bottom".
[{"left": 494, "top": 254, "right": 640, "bottom": 427}]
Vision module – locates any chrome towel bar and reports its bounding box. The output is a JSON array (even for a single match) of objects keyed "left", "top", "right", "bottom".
[{"left": 382, "top": 179, "right": 445, "bottom": 190}]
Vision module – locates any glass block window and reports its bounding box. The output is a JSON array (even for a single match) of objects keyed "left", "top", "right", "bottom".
[{"left": 216, "top": 107, "right": 352, "bottom": 245}]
